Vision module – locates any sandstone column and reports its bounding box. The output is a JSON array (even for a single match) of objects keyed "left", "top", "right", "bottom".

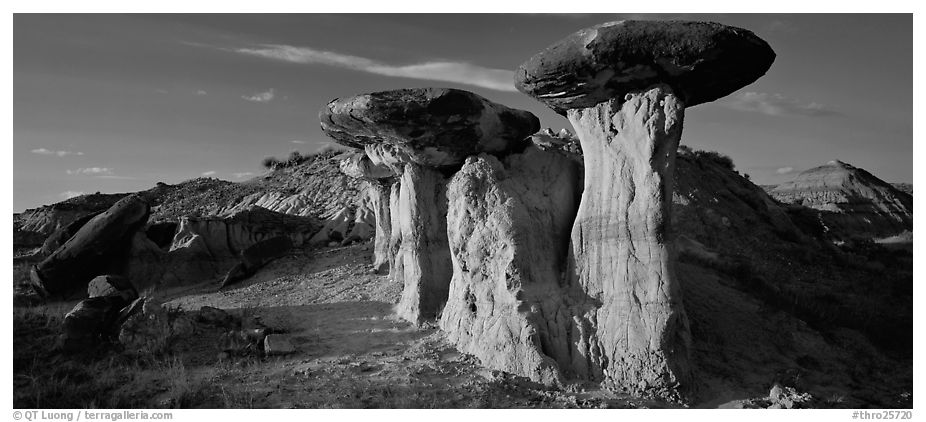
[
  {"left": 338, "top": 151, "right": 397, "bottom": 273},
  {"left": 319, "top": 88, "right": 539, "bottom": 324},
  {"left": 515, "top": 20, "right": 776, "bottom": 397}
]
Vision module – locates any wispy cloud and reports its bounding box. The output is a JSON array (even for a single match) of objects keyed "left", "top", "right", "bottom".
[
  {"left": 726, "top": 92, "right": 842, "bottom": 117},
  {"left": 242, "top": 88, "right": 275, "bottom": 103},
  {"left": 290, "top": 140, "right": 307, "bottom": 144},
  {"left": 201, "top": 171, "right": 216, "bottom": 177},
  {"left": 32, "top": 148, "right": 84, "bottom": 157},
  {"left": 767, "top": 19, "right": 799, "bottom": 34},
  {"left": 233, "top": 172, "right": 255, "bottom": 179},
  {"left": 776, "top": 166, "right": 796, "bottom": 175},
  {"left": 66, "top": 167, "right": 113, "bottom": 176},
  {"left": 231, "top": 44, "right": 516, "bottom": 92},
  {"left": 195, "top": 89, "right": 208, "bottom": 96},
  {"left": 60, "top": 191, "right": 85, "bottom": 200}
]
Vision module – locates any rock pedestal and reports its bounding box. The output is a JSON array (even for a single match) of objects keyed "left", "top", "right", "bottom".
[
  {"left": 564, "top": 86, "right": 691, "bottom": 394},
  {"left": 439, "top": 146, "right": 581, "bottom": 385},
  {"left": 393, "top": 163, "right": 453, "bottom": 324}
]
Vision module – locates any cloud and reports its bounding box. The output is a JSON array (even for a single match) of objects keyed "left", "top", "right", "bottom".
[
  {"left": 66, "top": 167, "right": 113, "bottom": 175},
  {"left": 60, "top": 191, "right": 85, "bottom": 200},
  {"left": 201, "top": 171, "right": 216, "bottom": 177},
  {"left": 155, "top": 89, "right": 169, "bottom": 94},
  {"left": 290, "top": 140, "right": 307, "bottom": 144},
  {"left": 776, "top": 166, "right": 796, "bottom": 175},
  {"left": 725, "top": 92, "right": 842, "bottom": 117},
  {"left": 232, "top": 44, "right": 516, "bottom": 92},
  {"left": 233, "top": 172, "right": 255, "bottom": 179},
  {"left": 195, "top": 89, "right": 208, "bottom": 96},
  {"left": 242, "top": 88, "right": 275, "bottom": 103},
  {"left": 31, "top": 148, "right": 84, "bottom": 157}
]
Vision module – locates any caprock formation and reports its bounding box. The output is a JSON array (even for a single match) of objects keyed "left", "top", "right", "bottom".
[{"left": 314, "top": 20, "right": 776, "bottom": 401}]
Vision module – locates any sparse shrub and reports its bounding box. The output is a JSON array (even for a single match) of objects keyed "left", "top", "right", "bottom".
[
  {"left": 261, "top": 156, "right": 282, "bottom": 169},
  {"left": 694, "top": 149, "right": 736, "bottom": 171}
]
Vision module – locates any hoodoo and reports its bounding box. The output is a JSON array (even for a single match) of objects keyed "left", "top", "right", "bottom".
[
  {"left": 319, "top": 88, "right": 540, "bottom": 324},
  {"left": 516, "top": 20, "right": 775, "bottom": 397}
]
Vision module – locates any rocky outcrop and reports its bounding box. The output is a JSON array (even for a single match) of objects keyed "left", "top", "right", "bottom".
[
  {"left": 319, "top": 87, "right": 540, "bottom": 325},
  {"left": 161, "top": 206, "right": 318, "bottom": 286},
  {"left": 31, "top": 194, "right": 150, "bottom": 298},
  {"left": 39, "top": 211, "right": 102, "bottom": 256},
  {"left": 515, "top": 20, "right": 775, "bottom": 397},
  {"left": 440, "top": 146, "right": 581, "bottom": 386},
  {"left": 769, "top": 160, "right": 913, "bottom": 239},
  {"left": 221, "top": 236, "right": 294, "bottom": 288}
]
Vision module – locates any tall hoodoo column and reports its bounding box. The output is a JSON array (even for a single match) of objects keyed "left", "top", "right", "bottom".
[
  {"left": 515, "top": 20, "right": 776, "bottom": 396},
  {"left": 319, "top": 88, "right": 539, "bottom": 324}
]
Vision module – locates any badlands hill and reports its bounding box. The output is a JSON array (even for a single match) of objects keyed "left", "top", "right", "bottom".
[
  {"left": 14, "top": 151, "right": 367, "bottom": 253},
  {"left": 766, "top": 160, "right": 912, "bottom": 240}
]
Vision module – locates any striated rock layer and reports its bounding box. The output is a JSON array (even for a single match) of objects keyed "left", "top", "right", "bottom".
[
  {"left": 562, "top": 86, "right": 691, "bottom": 396},
  {"left": 440, "top": 146, "right": 581, "bottom": 386}
]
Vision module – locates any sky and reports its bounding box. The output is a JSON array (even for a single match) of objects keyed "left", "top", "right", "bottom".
[{"left": 13, "top": 13, "right": 913, "bottom": 212}]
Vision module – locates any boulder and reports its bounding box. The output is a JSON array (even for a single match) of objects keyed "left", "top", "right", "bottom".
[
  {"left": 31, "top": 194, "right": 150, "bottom": 298},
  {"left": 60, "top": 295, "right": 133, "bottom": 352},
  {"left": 87, "top": 275, "right": 137, "bottom": 301},
  {"left": 39, "top": 211, "right": 102, "bottom": 256},
  {"left": 440, "top": 146, "right": 582, "bottom": 386},
  {"left": 263, "top": 334, "right": 296, "bottom": 355},
  {"left": 515, "top": 20, "right": 776, "bottom": 398}
]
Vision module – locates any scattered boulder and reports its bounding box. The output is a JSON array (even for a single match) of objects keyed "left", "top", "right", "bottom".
[
  {"left": 440, "top": 146, "right": 581, "bottom": 386},
  {"left": 515, "top": 20, "right": 775, "bottom": 397},
  {"left": 87, "top": 275, "right": 137, "bottom": 301},
  {"left": 59, "top": 295, "right": 133, "bottom": 352},
  {"left": 31, "top": 194, "right": 150, "bottom": 298},
  {"left": 263, "top": 334, "right": 296, "bottom": 355},
  {"left": 118, "top": 297, "right": 195, "bottom": 354}
]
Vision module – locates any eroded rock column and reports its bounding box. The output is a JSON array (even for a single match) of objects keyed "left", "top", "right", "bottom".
[
  {"left": 394, "top": 163, "right": 452, "bottom": 323},
  {"left": 565, "top": 86, "right": 691, "bottom": 392},
  {"left": 439, "top": 146, "right": 581, "bottom": 385},
  {"left": 515, "top": 19, "right": 776, "bottom": 397}
]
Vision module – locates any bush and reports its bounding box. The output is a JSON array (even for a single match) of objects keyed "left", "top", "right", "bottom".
[{"left": 694, "top": 150, "right": 736, "bottom": 171}]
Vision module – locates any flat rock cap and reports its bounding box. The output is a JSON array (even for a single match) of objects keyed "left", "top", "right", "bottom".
[
  {"left": 319, "top": 88, "right": 540, "bottom": 167},
  {"left": 515, "top": 20, "right": 776, "bottom": 113}
]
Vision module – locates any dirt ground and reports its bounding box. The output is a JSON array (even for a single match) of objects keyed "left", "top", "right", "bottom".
[{"left": 136, "top": 243, "right": 669, "bottom": 409}]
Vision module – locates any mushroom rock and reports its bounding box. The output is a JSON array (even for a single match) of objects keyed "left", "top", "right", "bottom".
[
  {"left": 319, "top": 88, "right": 540, "bottom": 324},
  {"left": 31, "top": 194, "right": 150, "bottom": 298},
  {"left": 440, "top": 145, "right": 582, "bottom": 386},
  {"left": 516, "top": 20, "right": 775, "bottom": 397}
]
